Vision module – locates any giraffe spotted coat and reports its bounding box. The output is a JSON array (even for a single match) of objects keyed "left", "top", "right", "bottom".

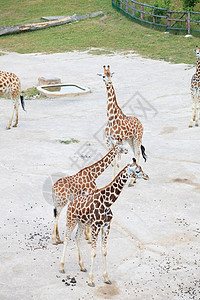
[
  {"left": 59, "top": 158, "right": 149, "bottom": 287},
  {"left": 52, "top": 140, "right": 128, "bottom": 244},
  {"left": 101, "top": 66, "right": 147, "bottom": 171},
  {"left": 0, "top": 70, "right": 25, "bottom": 129},
  {"left": 189, "top": 46, "right": 200, "bottom": 127}
]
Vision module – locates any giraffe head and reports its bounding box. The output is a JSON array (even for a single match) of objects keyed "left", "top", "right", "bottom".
[
  {"left": 102, "top": 65, "right": 113, "bottom": 86},
  {"left": 194, "top": 46, "right": 200, "bottom": 58},
  {"left": 128, "top": 158, "right": 149, "bottom": 180}
]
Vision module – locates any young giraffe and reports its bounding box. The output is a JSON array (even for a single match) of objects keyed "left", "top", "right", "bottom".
[
  {"left": 100, "top": 65, "right": 147, "bottom": 185},
  {"left": 189, "top": 46, "right": 200, "bottom": 127},
  {"left": 52, "top": 139, "right": 128, "bottom": 245},
  {"left": 0, "top": 71, "right": 25, "bottom": 129},
  {"left": 59, "top": 158, "right": 149, "bottom": 287}
]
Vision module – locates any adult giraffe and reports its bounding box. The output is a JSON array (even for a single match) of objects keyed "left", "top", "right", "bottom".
[
  {"left": 189, "top": 46, "right": 200, "bottom": 127},
  {"left": 0, "top": 70, "right": 25, "bottom": 129},
  {"left": 100, "top": 65, "right": 147, "bottom": 185}
]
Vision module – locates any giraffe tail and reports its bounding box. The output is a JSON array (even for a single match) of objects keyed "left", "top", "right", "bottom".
[
  {"left": 52, "top": 189, "right": 57, "bottom": 217},
  {"left": 20, "top": 95, "right": 26, "bottom": 111},
  {"left": 54, "top": 208, "right": 57, "bottom": 217},
  {"left": 141, "top": 145, "right": 147, "bottom": 162}
]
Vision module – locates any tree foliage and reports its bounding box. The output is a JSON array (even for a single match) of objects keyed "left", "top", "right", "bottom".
[{"left": 182, "top": 0, "right": 199, "bottom": 10}]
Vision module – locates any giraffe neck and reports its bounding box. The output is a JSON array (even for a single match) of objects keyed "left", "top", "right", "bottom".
[
  {"left": 196, "top": 57, "right": 200, "bottom": 77},
  {"left": 105, "top": 83, "right": 124, "bottom": 120},
  {"left": 100, "top": 165, "right": 129, "bottom": 207},
  {"left": 87, "top": 145, "right": 120, "bottom": 180}
]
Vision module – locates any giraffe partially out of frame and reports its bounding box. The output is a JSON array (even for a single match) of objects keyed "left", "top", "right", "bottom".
[
  {"left": 0, "top": 70, "right": 25, "bottom": 129},
  {"left": 189, "top": 46, "right": 200, "bottom": 128}
]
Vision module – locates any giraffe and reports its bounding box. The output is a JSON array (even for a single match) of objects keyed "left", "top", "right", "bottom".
[
  {"left": 189, "top": 46, "right": 200, "bottom": 127},
  {"left": 52, "top": 139, "right": 128, "bottom": 245},
  {"left": 0, "top": 71, "right": 25, "bottom": 129},
  {"left": 99, "top": 65, "right": 147, "bottom": 185},
  {"left": 59, "top": 158, "right": 149, "bottom": 287}
]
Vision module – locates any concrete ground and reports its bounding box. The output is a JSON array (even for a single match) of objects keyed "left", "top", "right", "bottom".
[{"left": 0, "top": 51, "right": 199, "bottom": 300}]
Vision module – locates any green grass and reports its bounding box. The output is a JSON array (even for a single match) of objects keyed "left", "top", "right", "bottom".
[
  {"left": 59, "top": 138, "right": 80, "bottom": 145},
  {"left": 0, "top": 0, "right": 199, "bottom": 64},
  {"left": 22, "top": 87, "right": 44, "bottom": 99}
]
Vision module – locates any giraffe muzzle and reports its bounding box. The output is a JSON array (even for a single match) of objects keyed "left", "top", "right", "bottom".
[{"left": 143, "top": 174, "right": 149, "bottom": 180}]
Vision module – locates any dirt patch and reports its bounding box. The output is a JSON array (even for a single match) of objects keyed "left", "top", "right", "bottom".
[
  {"left": 172, "top": 178, "right": 200, "bottom": 193},
  {"left": 160, "top": 126, "right": 178, "bottom": 134},
  {"left": 95, "top": 281, "right": 120, "bottom": 299}
]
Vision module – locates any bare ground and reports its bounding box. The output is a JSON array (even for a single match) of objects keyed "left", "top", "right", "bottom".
[{"left": 0, "top": 50, "right": 199, "bottom": 300}]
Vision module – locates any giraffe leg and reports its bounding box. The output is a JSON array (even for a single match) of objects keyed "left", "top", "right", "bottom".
[
  {"left": 85, "top": 226, "right": 92, "bottom": 244},
  {"left": 112, "top": 158, "right": 117, "bottom": 178},
  {"left": 88, "top": 226, "right": 100, "bottom": 287},
  {"left": 101, "top": 224, "right": 112, "bottom": 284},
  {"left": 13, "top": 99, "right": 20, "bottom": 127},
  {"left": 195, "top": 97, "right": 199, "bottom": 126},
  {"left": 76, "top": 223, "right": 87, "bottom": 272},
  {"left": 60, "top": 218, "right": 77, "bottom": 273},
  {"left": 7, "top": 103, "right": 16, "bottom": 130},
  {"left": 189, "top": 93, "right": 196, "bottom": 127},
  {"left": 116, "top": 152, "right": 121, "bottom": 169},
  {"left": 128, "top": 139, "right": 137, "bottom": 187},
  {"left": 52, "top": 206, "right": 63, "bottom": 245}
]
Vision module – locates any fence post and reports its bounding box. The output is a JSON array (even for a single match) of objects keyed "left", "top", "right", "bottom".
[
  {"left": 186, "top": 11, "right": 191, "bottom": 35},
  {"left": 132, "top": 2, "right": 135, "bottom": 16},
  {"left": 153, "top": 9, "right": 155, "bottom": 23},
  {"left": 120, "top": 0, "right": 122, "bottom": 9},
  {"left": 141, "top": 5, "right": 144, "bottom": 20},
  {"left": 125, "top": 0, "right": 128, "bottom": 12},
  {"left": 167, "top": 9, "right": 171, "bottom": 28}
]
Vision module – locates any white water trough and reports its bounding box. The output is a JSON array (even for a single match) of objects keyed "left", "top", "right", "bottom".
[{"left": 37, "top": 84, "right": 90, "bottom": 97}]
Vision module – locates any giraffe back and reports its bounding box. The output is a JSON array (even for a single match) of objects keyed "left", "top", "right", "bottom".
[{"left": 0, "top": 71, "right": 21, "bottom": 99}]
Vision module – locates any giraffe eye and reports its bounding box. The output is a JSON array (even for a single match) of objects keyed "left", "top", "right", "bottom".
[{"left": 136, "top": 170, "right": 140, "bottom": 174}]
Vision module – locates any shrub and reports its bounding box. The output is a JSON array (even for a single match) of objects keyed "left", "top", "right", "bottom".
[{"left": 182, "top": 0, "right": 200, "bottom": 10}]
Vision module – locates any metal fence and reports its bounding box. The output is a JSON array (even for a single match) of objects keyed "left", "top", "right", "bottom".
[{"left": 112, "top": 0, "right": 200, "bottom": 36}]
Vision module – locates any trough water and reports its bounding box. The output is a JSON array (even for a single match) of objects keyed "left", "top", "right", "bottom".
[
  {"left": 37, "top": 84, "right": 90, "bottom": 97},
  {"left": 42, "top": 85, "right": 85, "bottom": 93}
]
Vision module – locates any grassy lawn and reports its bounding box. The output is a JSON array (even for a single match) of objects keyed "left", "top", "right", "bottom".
[{"left": 0, "top": 0, "right": 199, "bottom": 64}]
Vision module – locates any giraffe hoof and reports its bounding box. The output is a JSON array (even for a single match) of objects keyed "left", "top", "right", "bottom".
[
  {"left": 52, "top": 241, "right": 58, "bottom": 245},
  {"left": 195, "top": 124, "right": 199, "bottom": 127},
  {"left": 104, "top": 280, "right": 112, "bottom": 285},
  {"left": 188, "top": 125, "right": 192, "bottom": 128},
  {"left": 59, "top": 269, "right": 65, "bottom": 274},
  {"left": 57, "top": 240, "right": 63, "bottom": 244},
  {"left": 88, "top": 282, "right": 95, "bottom": 287},
  {"left": 81, "top": 268, "right": 87, "bottom": 272},
  {"left": 6, "top": 127, "right": 11, "bottom": 130},
  {"left": 128, "top": 183, "right": 134, "bottom": 187},
  {"left": 13, "top": 125, "right": 17, "bottom": 128}
]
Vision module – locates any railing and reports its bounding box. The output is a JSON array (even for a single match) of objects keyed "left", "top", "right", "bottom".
[{"left": 112, "top": 0, "right": 200, "bottom": 35}]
